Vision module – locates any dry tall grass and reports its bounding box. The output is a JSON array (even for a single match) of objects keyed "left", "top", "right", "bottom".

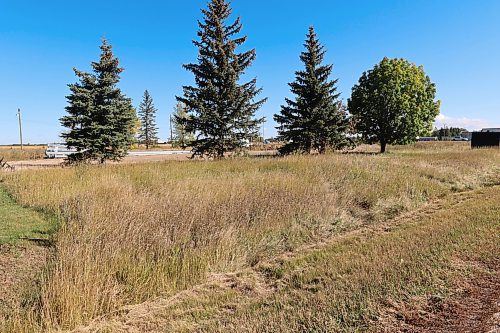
[
  {"left": 197, "top": 186, "right": 500, "bottom": 332},
  {"left": 0, "top": 146, "right": 46, "bottom": 161},
  {"left": 0, "top": 143, "right": 498, "bottom": 332}
]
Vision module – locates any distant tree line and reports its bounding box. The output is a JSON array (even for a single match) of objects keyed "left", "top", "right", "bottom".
[
  {"left": 61, "top": 0, "right": 441, "bottom": 163},
  {"left": 431, "top": 127, "right": 468, "bottom": 140}
]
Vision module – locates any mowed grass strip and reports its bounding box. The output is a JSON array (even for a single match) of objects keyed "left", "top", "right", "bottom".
[
  {"left": 197, "top": 187, "right": 500, "bottom": 333},
  {"left": 0, "top": 186, "right": 56, "bottom": 331},
  {"left": 0, "top": 187, "right": 55, "bottom": 245}
]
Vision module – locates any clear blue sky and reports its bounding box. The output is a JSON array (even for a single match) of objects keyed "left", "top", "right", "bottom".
[{"left": 1, "top": 0, "right": 499, "bottom": 144}]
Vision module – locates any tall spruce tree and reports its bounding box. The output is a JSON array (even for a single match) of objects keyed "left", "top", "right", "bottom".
[
  {"left": 138, "top": 90, "right": 159, "bottom": 149},
  {"left": 177, "top": 0, "right": 266, "bottom": 159},
  {"left": 274, "top": 27, "right": 351, "bottom": 154},
  {"left": 61, "top": 39, "right": 136, "bottom": 163}
]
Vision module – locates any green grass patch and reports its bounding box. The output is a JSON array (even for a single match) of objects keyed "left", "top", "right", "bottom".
[{"left": 0, "top": 187, "right": 56, "bottom": 245}]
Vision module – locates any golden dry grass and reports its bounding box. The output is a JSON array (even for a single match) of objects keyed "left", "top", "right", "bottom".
[
  {"left": 67, "top": 186, "right": 499, "bottom": 333},
  {"left": 191, "top": 186, "right": 500, "bottom": 333},
  {"left": 0, "top": 146, "right": 46, "bottom": 162},
  {"left": 0, "top": 143, "right": 498, "bottom": 332}
]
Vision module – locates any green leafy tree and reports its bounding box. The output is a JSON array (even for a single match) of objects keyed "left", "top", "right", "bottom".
[
  {"left": 176, "top": 0, "right": 266, "bottom": 159},
  {"left": 61, "top": 39, "right": 136, "bottom": 163},
  {"left": 172, "top": 102, "right": 194, "bottom": 149},
  {"left": 348, "top": 57, "right": 440, "bottom": 153},
  {"left": 138, "top": 90, "right": 159, "bottom": 149},
  {"left": 274, "top": 27, "right": 351, "bottom": 154}
]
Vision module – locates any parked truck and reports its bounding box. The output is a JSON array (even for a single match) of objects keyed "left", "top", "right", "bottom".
[{"left": 45, "top": 143, "right": 78, "bottom": 159}]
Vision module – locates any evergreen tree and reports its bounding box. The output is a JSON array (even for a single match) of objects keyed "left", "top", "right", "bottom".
[
  {"left": 138, "top": 90, "right": 159, "bottom": 149},
  {"left": 177, "top": 0, "right": 266, "bottom": 159},
  {"left": 274, "top": 27, "right": 351, "bottom": 155},
  {"left": 60, "top": 70, "right": 95, "bottom": 157},
  {"left": 172, "top": 102, "right": 194, "bottom": 149},
  {"left": 61, "top": 39, "right": 136, "bottom": 163}
]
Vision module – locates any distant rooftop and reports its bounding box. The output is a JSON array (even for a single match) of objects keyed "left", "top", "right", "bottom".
[{"left": 481, "top": 128, "right": 500, "bottom": 133}]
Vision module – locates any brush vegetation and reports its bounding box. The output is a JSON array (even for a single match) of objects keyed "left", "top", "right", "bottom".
[{"left": 0, "top": 143, "right": 498, "bottom": 332}]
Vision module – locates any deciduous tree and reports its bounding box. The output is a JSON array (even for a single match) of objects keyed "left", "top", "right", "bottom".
[
  {"left": 172, "top": 102, "right": 194, "bottom": 149},
  {"left": 348, "top": 57, "right": 440, "bottom": 153}
]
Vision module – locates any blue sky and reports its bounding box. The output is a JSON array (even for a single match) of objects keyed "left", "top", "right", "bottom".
[{"left": 1, "top": 0, "right": 499, "bottom": 144}]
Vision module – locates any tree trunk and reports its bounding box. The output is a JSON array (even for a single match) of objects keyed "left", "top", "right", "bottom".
[{"left": 380, "top": 141, "right": 387, "bottom": 154}]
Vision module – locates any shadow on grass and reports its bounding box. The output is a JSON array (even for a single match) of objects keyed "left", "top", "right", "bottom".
[{"left": 342, "top": 151, "right": 382, "bottom": 156}]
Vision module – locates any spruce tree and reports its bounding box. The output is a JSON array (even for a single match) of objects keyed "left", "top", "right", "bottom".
[
  {"left": 172, "top": 102, "right": 194, "bottom": 149},
  {"left": 138, "top": 90, "right": 159, "bottom": 149},
  {"left": 60, "top": 70, "right": 95, "bottom": 157},
  {"left": 61, "top": 39, "right": 136, "bottom": 163},
  {"left": 177, "top": 0, "right": 266, "bottom": 159},
  {"left": 274, "top": 27, "right": 351, "bottom": 154}
]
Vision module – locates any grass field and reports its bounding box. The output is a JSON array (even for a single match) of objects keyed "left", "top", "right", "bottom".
[
  {"left": 0, "top": 143, "right": 498, "bottom": 332},
  {"left": 0, "top": 146, "right": 46, "bottom": 162}
]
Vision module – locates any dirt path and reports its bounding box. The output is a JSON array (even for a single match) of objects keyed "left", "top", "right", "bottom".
[
  {"left": 6, "top": 151, "right": 278, "bottom": 170},
  {"left": 7, "top": 154, "right": 191, "bottom": 170}
]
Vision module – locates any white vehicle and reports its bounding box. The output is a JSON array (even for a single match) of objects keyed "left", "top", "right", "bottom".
[
  {"left": 452, "top": 136, "right": 469, "bottom": 142},
  {"left": 128, "top": 151, "right": 190, "bottom": 156},
  {"left": 45, "top": 143, "right": 78, "bottom": 159},
  {"left": 418, "top": 137, "right": 438, "bottom": 142}
]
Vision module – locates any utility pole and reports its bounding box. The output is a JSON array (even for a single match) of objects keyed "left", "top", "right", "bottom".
[
  {"left": 169, "top": 115, "right": 174, "bottom": 144},
  {"left": 261, "top": 122, "right": 266, "bottom": 150},
  {"left": 17, "top": 108, "right": 23, "bottom": 150}
]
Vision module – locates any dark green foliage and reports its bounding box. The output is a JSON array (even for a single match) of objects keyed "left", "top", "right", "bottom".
[
  {"left": 274, "top": 27, "right": 351, "bottom": 155},
  {"left": 432, "top": 127, "right": 468, "bottom": 140},
  {"left": 60, "top": 39, "right": 136, "bottom": 163},
  {"left": 176, "top": 0, "right": 266, "bottom": 159},
  {"left": 348, "top": 57, "right": 440, "bottom": 153},
  {"left": 138, "top": 90, "right": 159, "bottom": 149},
  {"left": 172, "top": 102, "right": 194, "bottom": 149}
]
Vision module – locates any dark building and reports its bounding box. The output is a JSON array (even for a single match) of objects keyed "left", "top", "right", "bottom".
[{"left": 472, "top": 130, "right": 500, "bottom": 149}]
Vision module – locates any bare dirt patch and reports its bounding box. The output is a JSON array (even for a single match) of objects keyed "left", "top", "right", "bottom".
[{"left": 379, "top": 258, "right": 500, "bottom": 333}]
